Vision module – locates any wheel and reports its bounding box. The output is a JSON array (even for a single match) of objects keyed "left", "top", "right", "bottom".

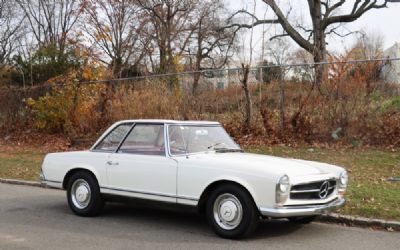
[
  {"left": 288, "top": 215, "right": 317, "bottom": 224},
  {"left": 206, "top": 184, "right": 259, "bottom": 239},
  {"left": 67, "top": 171, "right": 104, "bottom": 216}
]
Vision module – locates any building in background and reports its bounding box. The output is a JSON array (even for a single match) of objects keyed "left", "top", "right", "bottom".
[{"left": 381, "top": 42, "right": 400, "bottom": 84}]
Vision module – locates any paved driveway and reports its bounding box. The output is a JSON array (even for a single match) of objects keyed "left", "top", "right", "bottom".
[{"left": 0, "top": 183, "right": 398, "bottom": 250}]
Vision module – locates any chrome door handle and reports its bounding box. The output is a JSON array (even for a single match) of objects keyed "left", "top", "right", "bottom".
[{"left": 107, "top": 161, "right": 119, "bottom": 166}]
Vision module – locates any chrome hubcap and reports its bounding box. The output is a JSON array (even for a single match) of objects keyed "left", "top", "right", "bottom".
[
  {"left": 213, "top": 193, "right": 243, "bottom": 230},
  {"left": 71, "top": 179, "right": 91, "bottom": 209}
]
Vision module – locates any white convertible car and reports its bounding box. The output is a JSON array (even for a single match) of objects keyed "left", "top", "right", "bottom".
[{"left": 41, "top": 119, "right": 347, "bottom": 238}]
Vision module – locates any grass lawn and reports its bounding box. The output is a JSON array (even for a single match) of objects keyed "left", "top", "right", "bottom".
[
  {"left": 0, "top": 150, "right": 45, "bottom": 181},
  {"left": 0, "top": 144, "right": 399, "bottom": 221}
]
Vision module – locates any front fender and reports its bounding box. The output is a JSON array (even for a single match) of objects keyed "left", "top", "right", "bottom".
[{"left": 201, "top": 175, "right": 265, "bottom": 209}]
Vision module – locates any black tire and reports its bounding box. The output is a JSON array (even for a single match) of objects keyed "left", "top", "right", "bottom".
[
  {"left": 206, "top": 184, "right": 259, "bottom": 239},
  {"left": 66, "top": 171, "right": 104, "bottom": 217},
  {"left": 288, "top": 215, "right": 317, "bottom": 224}
]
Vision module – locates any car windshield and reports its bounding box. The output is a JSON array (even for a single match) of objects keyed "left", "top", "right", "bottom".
[{"left": 168, "top": 125, "right": 242, "bottom": 155}]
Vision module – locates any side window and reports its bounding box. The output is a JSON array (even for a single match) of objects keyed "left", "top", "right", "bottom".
[
  {"left": 168, "top": 125, "right": 187, "bottom": 155},
  {"left": 118, "top": 124, "right": 165, "bottom": 156},
  {"left": 94, "top": 124, "right": 132, "bottom": 151}
]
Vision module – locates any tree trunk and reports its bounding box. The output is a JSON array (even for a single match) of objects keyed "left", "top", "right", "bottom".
[
  {"left": 98, "top": 81, "right": 115, "bottom": 125},
  {"left": 313, "top": 34, "right": 327, "bottom": 85},
  {"left": 240, "top": 64, "right": 252, "bottom": 132},
  {"left": 112, "top": 57, "right": 123, "bottom": 78},
  {"left": 192, "top": 52, "right": 202, "bottom": 95},
  {"left": 309, "top": 0, "right": 327, "bottom": 85},
  {"left": 158, "top": 42, "right": 167, "bottom": 74},
  {"left": 192, "top": 20, "right": 203, "bottom": 95},
  {"left": 192, "top": 71, "right": 201, "bottom": 95}
]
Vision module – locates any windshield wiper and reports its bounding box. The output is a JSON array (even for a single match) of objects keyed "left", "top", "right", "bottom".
[
  {"left": 207, "top": 142, "right": 225, "bottom": 150},
  {"left": 214, "top": 148, "right": 244, "bottom": 153}
]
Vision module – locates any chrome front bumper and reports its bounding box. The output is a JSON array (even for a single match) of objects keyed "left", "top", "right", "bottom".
[{"left": 259, "top": 197, "right": 345, "bottom": 217}]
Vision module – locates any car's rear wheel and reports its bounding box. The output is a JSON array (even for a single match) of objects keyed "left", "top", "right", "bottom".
[
  {"left": 288, "top": 215, "right": 317, "bottom": 224},
  {"left": 67, "top": 171, "right": 104, "bottom": 216},
  {"left": 206, "top": 184, "right": 259, "bottom": 239}
]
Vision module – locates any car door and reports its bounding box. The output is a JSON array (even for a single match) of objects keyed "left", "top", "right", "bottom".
[
  {"left": 105, "top": 123, "right": 178, "bottom": 203},
  {"left": 91, "top": 122, "right": 134, "bottom": 186}
]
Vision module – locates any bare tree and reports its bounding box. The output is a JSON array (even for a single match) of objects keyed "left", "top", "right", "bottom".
[
  {"left": 239, "top": 63, "right": 252, "bottom": 132},
  {"left": 137, "top": 0, "right": 198, "bottom": 75},
  {"left": 187, "top": 0, "right": 237, "bottom": 94},
  {"left": 350, "top": 31, "right": 384, "bottom": 59},
  {"left": 266, "top": 38, "right": 291, "bottom": 65},
  {"left": 236, "top": 0, "right": 259, "bottom": 132},
  {"left": 83, "top": 0, "right": 148, "bottom": 77},
  {"left": 266, "top": 38, "right": 292, "bottom": 132},
  {"left": 16, "top": 0, "right": 83, "bottom": 60},
  {"left": 0, "top": 0, "right": 25, "bottom": 66},
  {"left": 230, "top": 0, "right": 399, "bottom": 83}
]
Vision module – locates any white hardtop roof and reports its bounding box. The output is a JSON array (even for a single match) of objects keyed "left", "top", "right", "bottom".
[
  {"left": 116, "top": 119, "right": 220, "bottom": 125},
  {"left": 90, "top": 119, "right": 222, "bottom": 150}
]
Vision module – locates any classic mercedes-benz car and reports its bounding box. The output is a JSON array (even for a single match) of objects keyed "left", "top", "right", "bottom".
[{"left": 40, "top": 119, "right": 347, "bottom": 238}]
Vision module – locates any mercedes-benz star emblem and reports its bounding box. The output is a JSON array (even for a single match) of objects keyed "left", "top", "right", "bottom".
[{"left": 318, "top": 181, "right": 330, "bottom": 199}]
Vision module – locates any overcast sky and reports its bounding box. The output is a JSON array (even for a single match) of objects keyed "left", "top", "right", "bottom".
[
  {"left": 227, "top": 0, "right": 400, "bottom": 63},
  {"left": 342, "top": 2, "right": 400, "bottom": 49}
]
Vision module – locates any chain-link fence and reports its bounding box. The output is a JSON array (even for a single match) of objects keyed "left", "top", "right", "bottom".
[{"left": 1, "top": 58, "right": 400, "bottom": 146}]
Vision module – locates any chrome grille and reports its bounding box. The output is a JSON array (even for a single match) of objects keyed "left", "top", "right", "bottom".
[{"left": 290, "top": 179, "right": 336, "bottom": 200}]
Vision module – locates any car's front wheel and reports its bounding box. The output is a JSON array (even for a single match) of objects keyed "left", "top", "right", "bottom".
[
  {"left": 206, "top": 184, "right": 259, "bottom": 239},
  {"left": 67, "top": 171, "right": 104, "bottom": 216}
]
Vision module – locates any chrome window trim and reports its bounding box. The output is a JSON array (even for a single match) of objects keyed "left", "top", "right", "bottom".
[
  {"left": 90, "top": 122, "right": 134, "bottom": 152},
  {"left": 115, "top": 123, "right": 167, "bottom": 157},
  {"left": 166, "top": 124, "right": 241, "bottom": 157}
]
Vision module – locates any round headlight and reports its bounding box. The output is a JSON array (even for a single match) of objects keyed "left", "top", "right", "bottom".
[
  {"left": 278, "top": 175, "right": 290, "bottom": 193},
  {"left": 339, "top": 171, "right": 348, "bottom": 186}
]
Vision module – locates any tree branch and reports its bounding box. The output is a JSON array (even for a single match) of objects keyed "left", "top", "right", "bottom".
[
  {"left": 323, "top": 0, "right": 345, "bottom": 18},
  {"left": 325, "top": 26, "right": 359, "bottom": 38},
  {"left": 323, "top": 0, "right": 391, "bottom": 28},
  {"left": 263, "top": 0, "right": 314, "bottom": 53},
  {"left": 225, "top": 9, "right": 278, "bottom": 30},
  {"left": 269, "top": 33, "right": 290, "bottom": 41}
]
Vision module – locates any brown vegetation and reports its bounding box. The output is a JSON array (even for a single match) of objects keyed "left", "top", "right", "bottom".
[{"left": 1, "top": 61, "right": 399, "bottom": 148}]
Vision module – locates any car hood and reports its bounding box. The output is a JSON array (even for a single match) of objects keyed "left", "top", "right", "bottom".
[{"left": 186, "top": 152, "right": 344, "bottom": 178}]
